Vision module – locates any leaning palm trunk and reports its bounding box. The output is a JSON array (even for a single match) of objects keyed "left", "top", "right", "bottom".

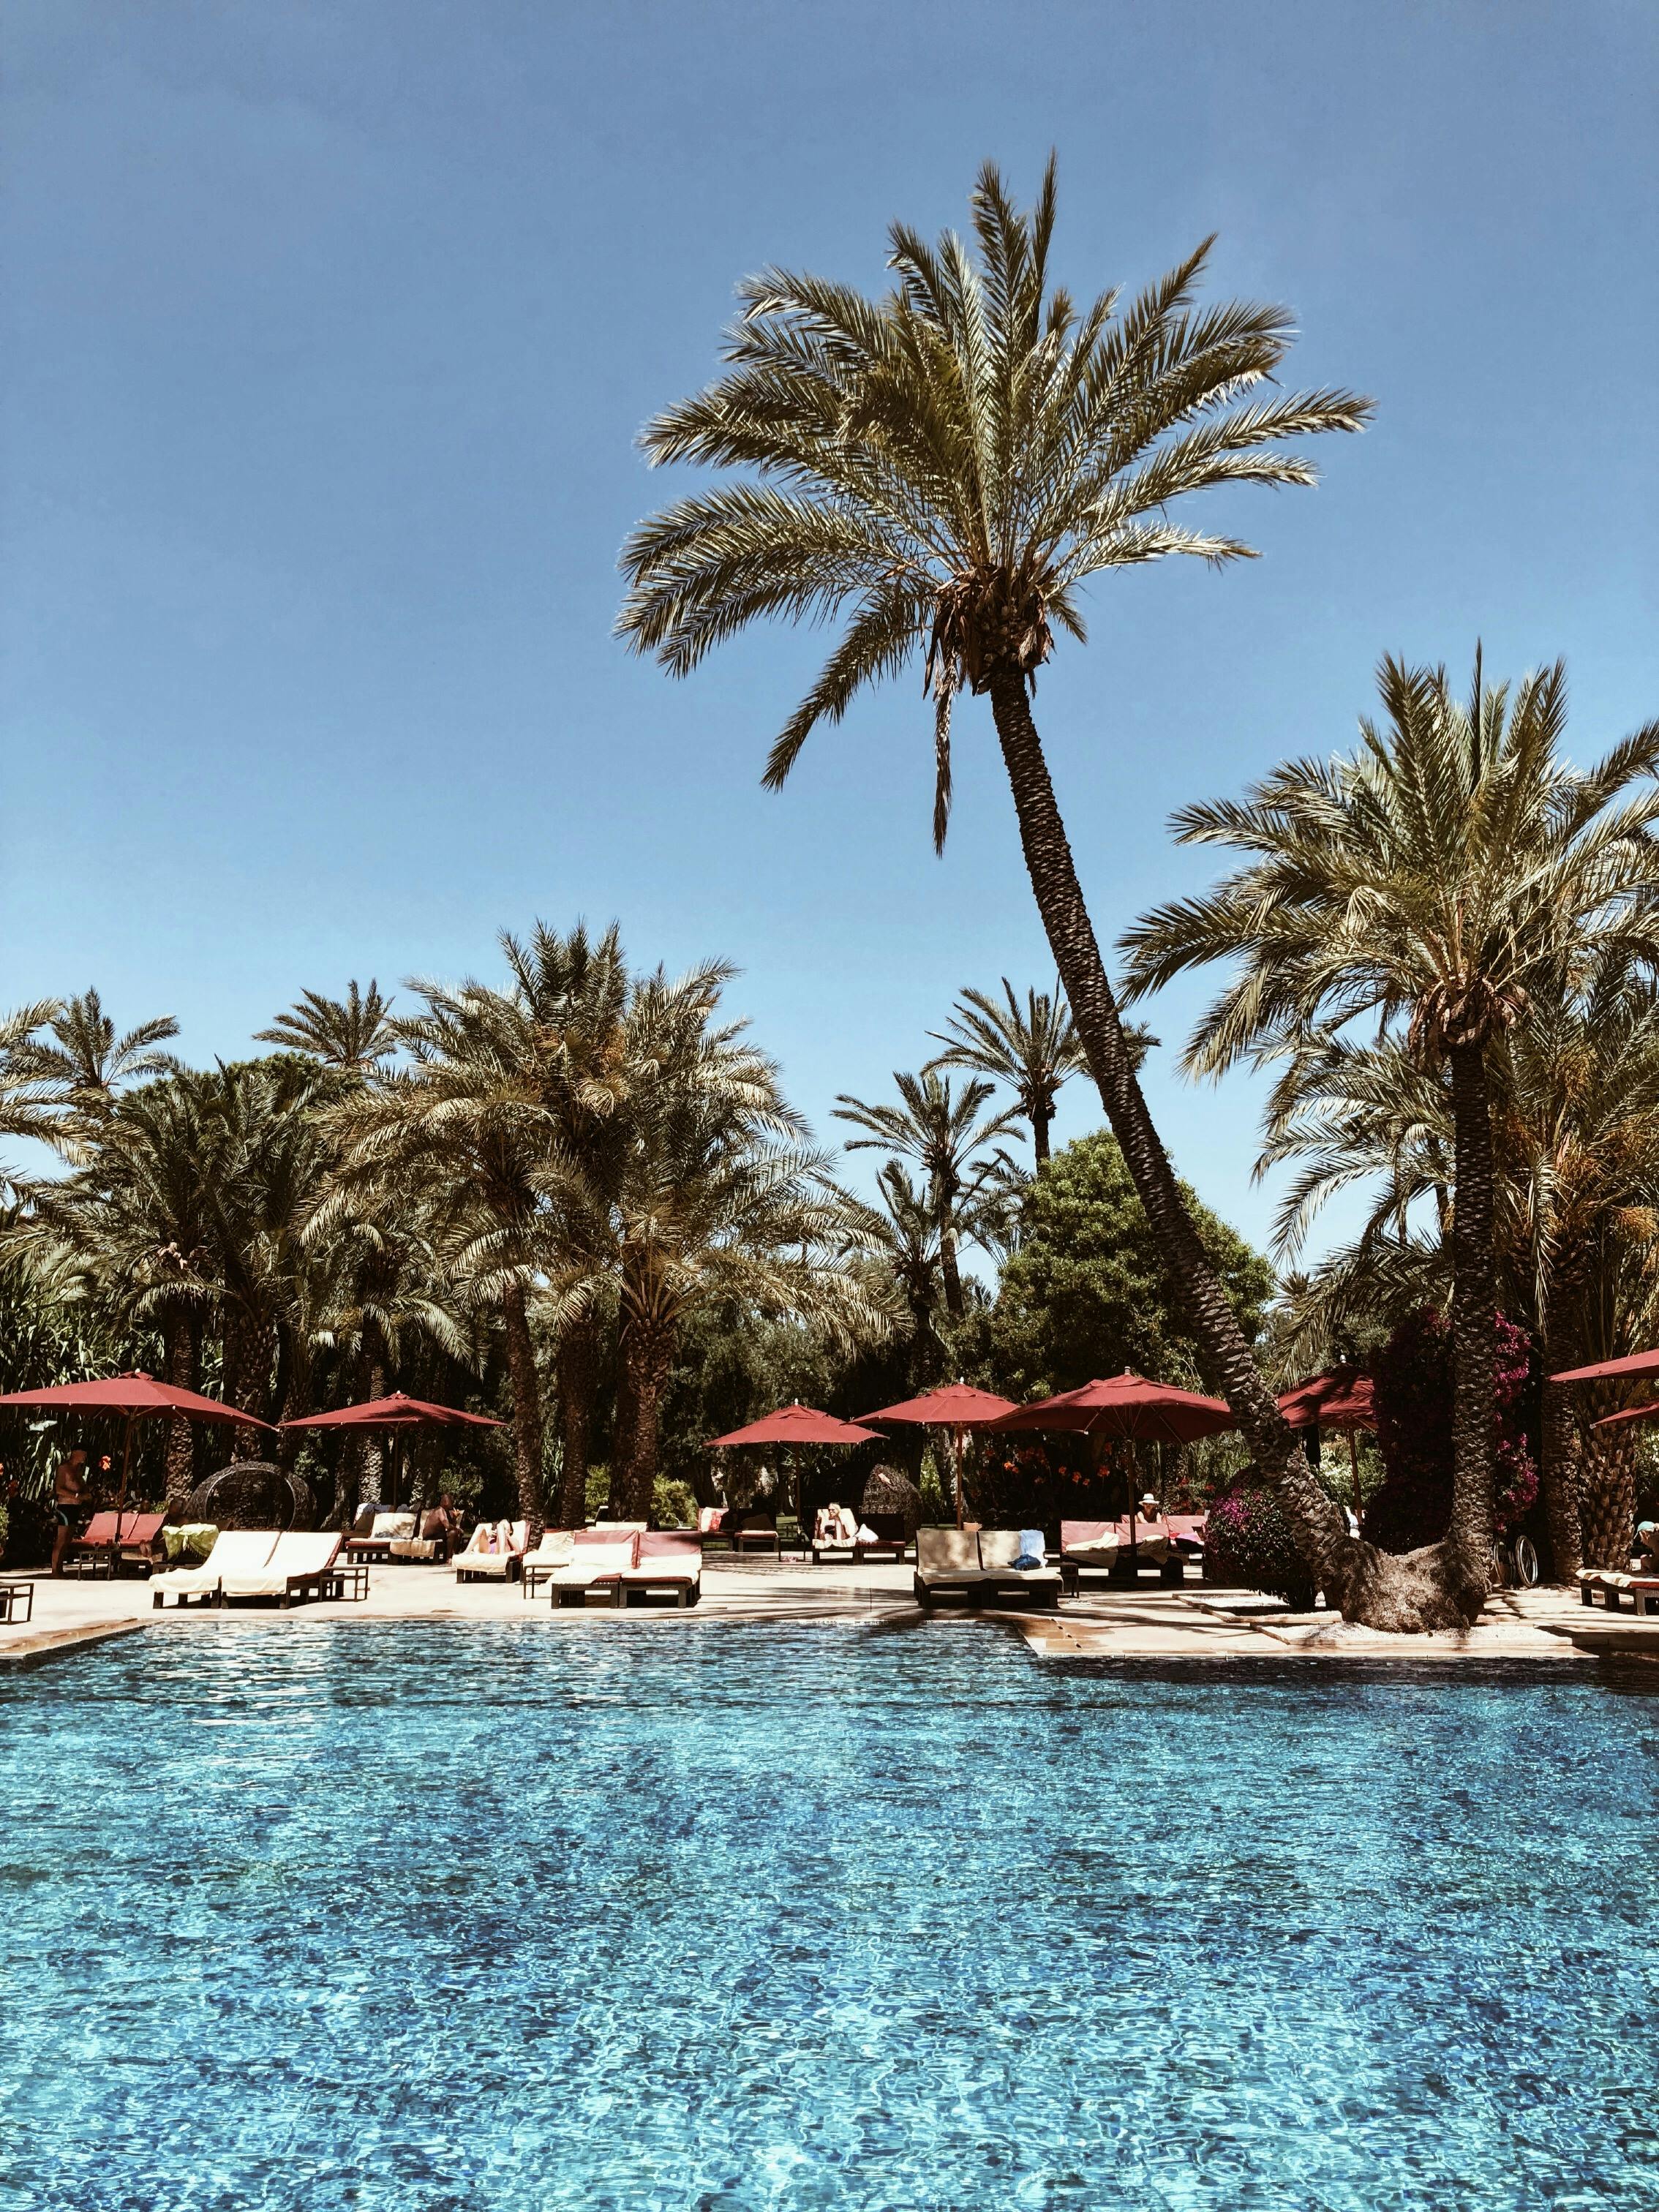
[
  {"left": 990, "top": 674, "right": 1473, "bottom": 1630},
  {"left": 500, "top": 1283, "right": 546, "bottom": 1538}
]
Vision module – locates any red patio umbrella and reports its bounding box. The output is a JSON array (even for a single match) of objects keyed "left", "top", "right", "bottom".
[
  {"left": 1549, "top": 1349, "right": 1659, "bottom": 1385},
  {"left": 282, "top": 1394, "right": 505, "bottom": 1431},
  {"left": 0, "top": 1372, "right": 271, "bottom": 1513},
  {"left": 1278, "top": 1369, "right": 1374, "bottom": 1500},
  {"left": 990, "top": 1370, "right": 1235, "bottom": 1555},
  {"left": 707, "top": 1402, "right": 881, "bottom": 1534},
  {"left": 990, "top": 1371, "right": 1235, "bottom": 1445},
  {"left": 862, "top": 1382, "right": 1016, "bottom": 1530},
  {"left": 282, "top": 1395, "right": 505, "bottom": 1513},
  {"left": 1591, "top": 1399, "right": 1659, "bottom": 1432},
  {"left": 1277, "top": 1369, "right": 1375, "bottom": 1432},
  {"left": 707, "top": 1403, "right": 882, "bottom": 1448}
]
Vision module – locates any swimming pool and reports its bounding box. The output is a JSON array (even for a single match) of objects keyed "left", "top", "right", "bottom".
[{"left": 2, "top": 1622, "right": 1655, "bottom": 2210}]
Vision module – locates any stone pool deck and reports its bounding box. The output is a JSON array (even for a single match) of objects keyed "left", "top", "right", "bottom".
[{"left": 0, "top": 1559, "right": 1609, "bottom": 1667}]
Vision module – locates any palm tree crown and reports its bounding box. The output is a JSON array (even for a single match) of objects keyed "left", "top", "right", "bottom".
[
  {"left": 618, "top": 156, "right": 1369, "bottom": 848},
  {"left": 835, "top": 1070, "right": 1018, "bottom": 1315},
  {"left": 258, "top": 982, "right": 397, "bottom": 1073},
  {"left": 928, "top": 978, "right": 1154, "bottom": 1162},
  {"left": 1121, "top": 656, "right": 1659, "bottom": 1078}
]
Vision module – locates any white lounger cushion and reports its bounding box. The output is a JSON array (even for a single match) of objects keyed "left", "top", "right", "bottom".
[
  {"left": 544, "top": 1541, "right": 636, "bottom": 1587},
  {"left": 622, "top": 1550, "right": 700, "bottom": 1584},
  {"left": 523, "top": 1532, "right": 576, "bottom": 1570},
  {"left": 151, "top": 1530, "right": 282, "bottom": 1597},
  {"left": 371, "top": 1512, "right": 416, "bottom": 1540},
  {"left": 217, "top": 1531, "right": 341, "bottom": 1599}
]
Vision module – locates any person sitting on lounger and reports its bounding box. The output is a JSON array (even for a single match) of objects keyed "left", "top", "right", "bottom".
[{"left": 50, "top": 1448, "right": 89, "bottom": 1576}]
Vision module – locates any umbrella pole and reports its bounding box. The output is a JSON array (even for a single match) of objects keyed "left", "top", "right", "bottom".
[{"left": 1347, "top": 1430, "right": 1360, "bottom": 1527}]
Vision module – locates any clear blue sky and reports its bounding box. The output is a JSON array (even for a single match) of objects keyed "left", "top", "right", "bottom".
[{"left": 4, "top": 1, "right": 1655, "bottom": 1260}]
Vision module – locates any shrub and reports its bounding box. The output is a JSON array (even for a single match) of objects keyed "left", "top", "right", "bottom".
[
  {"left": 1204, "top": 1481, "right": 1316, "bottom": 1609},
  {"left": 652, "top": 1478, "right": 698, "bottom": 1530},
  {"left": 1369, "top": 1308, "right": 1539, "bottom": 1552}
]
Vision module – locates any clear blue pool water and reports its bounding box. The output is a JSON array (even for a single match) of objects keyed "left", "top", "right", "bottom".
[{"left": 2, "top": 1622, "right": 1658, "bottom": 2211}]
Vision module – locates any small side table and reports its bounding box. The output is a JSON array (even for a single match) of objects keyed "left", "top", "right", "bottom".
[
  {"left": 322, "top": 1561, "right": 371, "bottom": 1602},
  {"left": 0, "top": 1581, "right": 37, "bottom": 1624}
]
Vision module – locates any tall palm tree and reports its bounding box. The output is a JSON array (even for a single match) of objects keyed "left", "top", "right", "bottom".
[
  {"left": 1122, "top": 655, "right": 1659, "bottom": 1620},
  {"left": 557, "top": 960, "right": 887, "bottom": 1521},
  {"left": 257, "top": 982, "right": 396, "bottom": 1073},
  {"left": 928, "top": 979, "right": 1153, "bottom": 1162},
  {"left": 618, "top": 162, "right": 1382, "bottom": 1616},
  {"left": 834, "top": 1071, "right": 1018, "bottom": 1317},
  {"left": 20, "top": 1072, "right": 219, "bottom": 1508},
  {"left": 1261, "top": 962, "right": 1659, "bottom": 1577},
  {"left": 839, "top": 1162, "right": 944, "bottom": 1351},
  {"left": 331, "top": 966, "right": 562, "bottom": 1530}
]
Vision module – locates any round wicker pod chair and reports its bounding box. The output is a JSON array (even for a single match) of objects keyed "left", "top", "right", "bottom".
[{"left": 184, "top": 1459, "right": 315, "bottom": 1533}]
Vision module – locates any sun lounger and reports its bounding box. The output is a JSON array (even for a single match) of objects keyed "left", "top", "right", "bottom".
[
  {"left": 67, "top": 1510, "right": 166, "bottom": 1577},
  {"left": 1058, "top": 1515, "right": 1186, "bottom": 1590},
  {"left": 222, "top": 1530, "right": 341, "bottom": 1605},
  {"left": 345, "top": 1510, "right": 416, "bottom": 1562},
  {"left": 729, "top": 1511, "right": 780, "bottom": 1554},
  {"left": 621, "top": 1532, "right": 701, "bottom": 1607},
  {"left": 543, "top": 1536, "right": 637, "bottom": 1607},
  {"left": 152, "top": 1530, "right": 281, "bottom": 1608},
  {"left": 1578, "top": 1567, "right": 1659, "bottom": 1618},
  {"left": 914, "top": 1527, "right": 1061, "bottom": 1609},
  {"left": 151, "top": 1528, "right": 342, "bottom": 1608},
  {"left": 454, "top": 1519, "right": 528, "bottom": 1582}
]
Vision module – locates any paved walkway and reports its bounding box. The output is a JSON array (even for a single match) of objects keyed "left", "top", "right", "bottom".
[{"left": 0, "top": 1561, "right": 1603, "bottom": 1668}]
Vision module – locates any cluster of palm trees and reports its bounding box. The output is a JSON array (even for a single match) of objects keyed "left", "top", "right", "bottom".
[
  {"left": 617, "top": 155, "right": 1659, "bottom": 1628},
  {"left": 0, "top": 936, "right": 884, "bottom": 1530}
]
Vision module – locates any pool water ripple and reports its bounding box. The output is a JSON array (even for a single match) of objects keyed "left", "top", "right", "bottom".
[{"left": 1, "top": 1621, "right": 1657, "bottom": 2209}]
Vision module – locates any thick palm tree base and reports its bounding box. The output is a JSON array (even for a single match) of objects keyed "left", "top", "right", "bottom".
[{"left": 1331, "top": 1538, "right": 1486, "bottom": 1633}]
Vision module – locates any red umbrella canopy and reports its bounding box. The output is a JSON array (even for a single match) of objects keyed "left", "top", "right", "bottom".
[
  {"left": 1592, "top": 1399, "right": 1659, "bottom": 1432},
  {"left": 0, "top": 1372, "right": 269, "bottom": 1427},
  {"left": 989, "top": 1371, "right": 1235, "bottom": 1445},
  {"left": 1549, "top": 1348, "right": 1659, "bottom": 1385},
  {"left": 282, "top": 1393, "right": 505, "bottom": 1432},
  {"left": 862, "top": 1383, "right": 1016, "bottom": 1427},
  {"left": 707, "top": 1402, "right": 882, "bottom": 1448},
  {"left": 1277, "top": 1369, "right": 1376, "bottom": 1433}
]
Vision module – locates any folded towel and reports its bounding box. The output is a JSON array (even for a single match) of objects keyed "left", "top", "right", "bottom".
[{"left": 1014, "top": 1529, "right": 1046, "bottom": 1570}]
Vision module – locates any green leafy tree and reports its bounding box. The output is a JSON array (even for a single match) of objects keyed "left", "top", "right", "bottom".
[
  {"left": 991, "top": 1129, "right": 1274, "bottom": 1399},
  {"left": 619, "top": 160, "right": 1382, "bottom": 1619},
  {"left": 1124, "top": 653, "right": 1659, "bottom": 1620}
]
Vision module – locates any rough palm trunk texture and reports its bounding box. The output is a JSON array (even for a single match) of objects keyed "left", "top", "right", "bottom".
[
  {"left": 1538, "top": 1304, "right": 1587, "bottom": 1581},
  {"left": 500, "top": 1283, "right": 546, "bottom": 1542},
  {"left": 163, "top": 1311, "right": 198, "bottom": 1516},
  {"left": 618, "top": 1323, "right": 674, "bottom": 1523},
  {"left": 988, "top": 672, "right": 1471, "bottom": 1631},
  {"left": 1445, "top": 1042, "right": 1498, "bottom": 1612},
  {"left": 554, "top": 1320, "right": 598, "bottom": 1530},
  {"left": 938, "top": 1222, "right": 965, "bottom": 1317},
  {"left": 1581, "top": 1385, "right": 1637, "bottom": 1568},
  {"left": 1031, "top": 1109, "right": 1052, "bottom": 1167},
  {"left": 222, "top": 1307, "right": 275, "bottom": 1463}
]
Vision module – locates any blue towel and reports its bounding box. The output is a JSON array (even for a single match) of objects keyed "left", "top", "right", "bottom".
[{"left": 1015, "top": 1529, "right": 1045, "bottom": 1570}]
